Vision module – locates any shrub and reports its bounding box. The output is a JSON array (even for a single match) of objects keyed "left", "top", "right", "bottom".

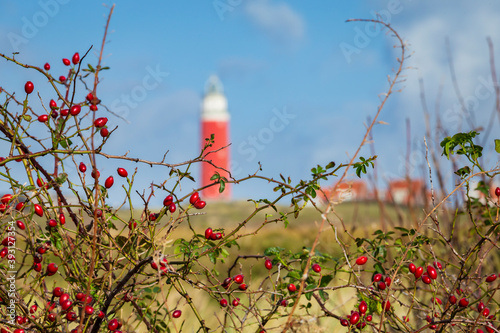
[{"left": 0, "top": 12, "right": 499, "bottom": 333}]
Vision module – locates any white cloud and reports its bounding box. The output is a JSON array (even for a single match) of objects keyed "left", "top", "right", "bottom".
[
  {"left": 364, "top": 1, "right": 500, "bottom": 188},
  {"left": 385, "top": 2, "right": 500, "bottom": 134},
  {"left": 244, "top": 0, "right": 305, "bottom": 46},
  {"left": 218, "top": 57, "right": 267, "bottom": 81}
]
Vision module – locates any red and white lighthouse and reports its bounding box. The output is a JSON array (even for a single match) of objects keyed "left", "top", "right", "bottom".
[{"left": 200, "top": 75, "right": 231, "bottom": 200}]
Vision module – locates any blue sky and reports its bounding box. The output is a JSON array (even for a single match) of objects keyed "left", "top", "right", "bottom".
[{"left": 1, "top": 1, "right": 499, "bottom": 206}]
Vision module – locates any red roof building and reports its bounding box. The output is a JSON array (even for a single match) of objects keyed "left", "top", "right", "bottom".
[
  {"left": 385, "top": 179, "right": 427, "bottom": 205},
  {"left": 322, "top": 180, "right": 369, "bottom": 202}
]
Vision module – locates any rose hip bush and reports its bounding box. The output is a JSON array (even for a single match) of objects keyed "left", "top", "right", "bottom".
[{"left": 0, "top": 14, "right": 500, "bottom": 333}]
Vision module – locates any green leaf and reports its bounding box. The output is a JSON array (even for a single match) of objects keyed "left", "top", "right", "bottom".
[
  {"left": 374, "top": 262, "right": 385, "bottom": 274},
  {"left": 208, "top": 252, "right": 216, "bottom": 264},
  {"left": 219, "top": 179, "right": 225, "bottom": 193},
  {"left": 54, "top": 173, "right": 68, "bottom": 185},
  {"left": 287, "top": 271, "right": 301, "bottom": 281},
  {"left": 325, "top": 161, "right": 336, "bottom": 169},
  {"left": 305, "top": 291, "right": 313, "bottom": 301},
  {"left": 319, "top": 275, "right": 334, "bottom": 288},
  {"left": 59, "top": 137, "right": 72, "bottom": 149},
  {"left": 319, "top": 289, "right": 329, "bottom": 301},
  {"left": 264, "top": 247, "right": 284, "bottom": 256},
  {"left": 495, "top": 139, "right": 500, "bottom": 153}
]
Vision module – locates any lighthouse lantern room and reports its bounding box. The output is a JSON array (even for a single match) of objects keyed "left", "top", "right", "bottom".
[{"left": 200, "top": 75, "right": 231, "bottom": 200}]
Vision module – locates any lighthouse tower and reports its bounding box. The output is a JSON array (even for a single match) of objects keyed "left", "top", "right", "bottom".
[{"left": 200, "top": 75, "right": 231, "bottom": 200}]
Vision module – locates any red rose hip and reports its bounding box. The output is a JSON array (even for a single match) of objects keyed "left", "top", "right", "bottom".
[
  {"left": 34, "top": 204, "right": 43, "bottom": 217},
  {"left": 414, "top": 266, "right": 424, "bottom": 279},
  {"left": 355, "top": 256, "right": 368, "bottom": 265},
  {"left": 104, "top": 176, "right": 114, "bottom": 189},
  {"left": 168, "top": 203, "right": 176, "bottom": 213},
  {"left": 350, "top": 312, "right": 360, "bottom": 325},
  {"left": 1, "top": 194, "right": 12, "bottom": 204},
  {"left": 100, "top": 128, "right": 109, "bottom": 137},
  {"left": 427, "top": 265, "right": 438, "bottom": 279},
  {"left": 486, "top": 274, "right": 497, "bottom": 283},
  {"left": 204, "top": 228, "right": 213, "bottom": 239},
  {"left": 312, "top": 263, "right": 321, "bottom": 273},
  {"left": 117, "top": 168, "right": 128, "bottom": 177},
  {"left": 194, "top": 200, "right": 206, "bottom": 209},
  {"left": 24, "top": 81, "right": 34, "bottom": 94},
  {"left": 163, "top": 195, "right": 173, "bottom": 207},
  {"left": 69, "top": 105, "right": 81, "bottom": 116},
  {"left": 190, "top": 192, "right": 200, "bottom": 205},
  {"left": 46, "top": 263, "right": 58, "bottom": 276},
  {"left": 358, "top": 300, "right": 368, "bottom": 314},
  {"left": 94, "top": 117, "right": 108, "bottom": 128},
  {"left": 234, "top": 274, "right": 244, "bottom": 284},
  {"left": 16, "top": 220, "right": 25, "bottom": 230},
  {"left": 72, "top": 52, "right": 80, "bottom": 64},
  {"left": 459, "top": 298, "right": 469, "bottom": 307},
  {"left": 108, "top": 319, "right": 119, "bottom": 331}
]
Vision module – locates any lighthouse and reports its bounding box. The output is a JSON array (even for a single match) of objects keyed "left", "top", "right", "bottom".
[{"left": 200, "top": 75, "right": 231, "bottom": 200}]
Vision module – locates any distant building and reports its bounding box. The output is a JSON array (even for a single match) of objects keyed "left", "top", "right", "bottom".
[
  {"left": 320, "top": 178, "right": 431, "bottom": 206},
  {"left": 385, "top": 179, "right": 427, "bottom": 205},
  {"left": 322, "top": 180, "right": 370, "bottom": 202},
  {"left": 467, "top": 180, "right": 500, "bottom": 204},
  {"left": 200, "top": 75, "right": 231, "bottom": 200}
]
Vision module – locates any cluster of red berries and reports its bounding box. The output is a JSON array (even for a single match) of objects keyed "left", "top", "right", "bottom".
[
  {"left": 160, "top": 191, "right": 207, "bottom": 216},
  {"left": 151, "top": 256, "right": 170, "bottom": 275},
  {"left": 0, "top": 194, "right": 34, "bottom": 216},
  {"left": 340, "top": 300, "right": 373, "bottom": 329},
  {"left": 219, "top": 274, "right": 246, "bottom": 307},
  {"left": 78, "top": 165, "right": 128, "bottom": 191},
  {"left": 26, "top": 54, "right": 110, "bottom": 138},
  {"left": 222, "top": 273, "right": 246, "bottom": 289},
  {"left": 189, "top": 191, "right": 206, "bottom": 209},
  {"left": 0, "top": 195, "right": 63, "bottom": 275},
  {"left": 372, "top": 273, "right": 392, "bottom": 290},
  {"left": 93, "top": 114, "right": 109, "bottom": 137},
  {"left": 219, "top": 297, "right": 241, "bottom": 308},
  {"left": 204, "top": 227, "right": 223, "bottom": 240},
  {"left": 107, "top": 318, "right": 123, "bottom": 332},
  {"left": 408, "top": 261, "right": 440, "bottom": 285},
  {"left": 163, "top": 195, "right": 177, "bottom": 213},
  {"left": 41, "top": 53, "right": 79, "bottom": 83},
  {"left": 42, "top": 287, "right": 106, "bottom": 330}
]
